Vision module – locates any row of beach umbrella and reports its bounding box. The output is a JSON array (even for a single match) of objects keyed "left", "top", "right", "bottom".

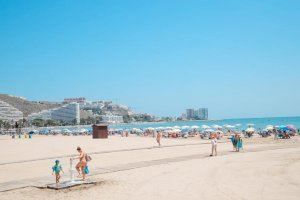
[
  {"left": 264, "top": 124, "right": 297, "bottom": 132},
  {"left": 132, "top": 124, "right": 297, "bottom": 134},
  {"left": 130, "top": 124, "right": 239, "bottom": 134},
  {"left": 30, "top": 124, "right": 297, "bottom": 135}
]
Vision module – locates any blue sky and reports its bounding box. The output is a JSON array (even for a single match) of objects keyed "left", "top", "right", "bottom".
[{"left": 0, "top": 0, "right": 299, "bottom": 119}]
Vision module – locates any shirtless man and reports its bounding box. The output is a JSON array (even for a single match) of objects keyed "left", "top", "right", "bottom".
[
  {"left": 71, "top": 146, "right": 87, "bottom": 180},
  {"left": 156, "top": 131, "right": 162, "bottom": 147}
]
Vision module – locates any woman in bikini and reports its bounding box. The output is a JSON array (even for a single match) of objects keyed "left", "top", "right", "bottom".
[{"left": 71, "top": 146, "right": 87, "bottom": 180}]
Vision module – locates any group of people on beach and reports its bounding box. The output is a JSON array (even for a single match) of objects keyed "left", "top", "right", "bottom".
[
  {"left": 52, "top": 146, "right": 91, "bottom": 184},
  {"left": 155, "top": 130, "right": 243, "bottom": 157},
  {"left": 51, "top": 131, "right": 244, "bottom": 184},
  {"left": 210, "top": 133, "right": 244, "bottom": 157},
  {"left": 230, "top": 133, "right": 243, "bottom": 152}
]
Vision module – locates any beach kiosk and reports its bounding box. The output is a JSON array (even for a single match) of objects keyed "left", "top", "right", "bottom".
[{"left": 92, "top": 124, "right": 108, "bottom": 139}]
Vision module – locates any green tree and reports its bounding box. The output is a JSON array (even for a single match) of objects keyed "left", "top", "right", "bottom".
[
  {"left": 3, "top": 121, "right": 11, "bottom": 130},
  {"left": 123, "top": 115, "right": 133, "bottom": 123},
  {"left": 0, "top": 120, "right": 3, "bottom": 129},
  {"left": 32, "top": 118, "right": 45, "bottom": 127},
  {"left": 45, "top": 119, "right": 59, "bottom": 126}
]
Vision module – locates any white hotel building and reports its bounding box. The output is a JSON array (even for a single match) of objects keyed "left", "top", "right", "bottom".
[
  {"left": 0, "top": 100, "right": 23, "bottom": 122},
  {"left": 101, "top": 115, "right": 123, "bottom": 124},
  {"left": 28, "top": 102, "right": 80, "bottom": 124}
]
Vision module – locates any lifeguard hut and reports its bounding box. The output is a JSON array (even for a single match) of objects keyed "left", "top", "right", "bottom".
[{"left": 92, "top": 124, "right": 108, "bottom": 139}]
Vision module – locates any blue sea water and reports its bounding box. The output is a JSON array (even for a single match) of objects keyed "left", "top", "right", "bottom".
[{"left": 109, "top": 116, "right": 300, "bottom": 131}]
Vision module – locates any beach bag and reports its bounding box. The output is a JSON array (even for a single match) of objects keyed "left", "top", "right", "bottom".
[
  {"left": 85, "top": 154, "right": 92, "bottom": 162},
  {"left": 84, "top": 166, "right": 90, "bottom": 174}
]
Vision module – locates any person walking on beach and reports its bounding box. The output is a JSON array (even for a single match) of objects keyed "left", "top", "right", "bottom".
[
  {"left": 274, "top": 129, "right": 278, "bottom": 140},
  {"left": 52, "top": 160, "right": 64, "bottom": 184},
  {"left": 210, "top": 134, "right": 217, "bottom": 156},
  {"left": 156, "top": 131, "right": 162, "bottom": 147},
  {"left": 71, "top": 147, "right": 87, "bottom": 181},
  {"left": 236, "top": 134, "right": 243, "bottom": 152},
  {"left": 230, "top": 133, "right": 237, "bottom": 151}
]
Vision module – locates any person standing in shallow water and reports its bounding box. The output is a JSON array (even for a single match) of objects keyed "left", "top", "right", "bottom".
[{"left": 70, "top": 147, "right": 87, "bottom": 181}]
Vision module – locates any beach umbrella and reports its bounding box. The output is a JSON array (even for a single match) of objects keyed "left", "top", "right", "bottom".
[
  {"left": 155, "top": 127, "right": 164, "bottom": 130},
  {"left": 39, "top": 129, "right": 50, "bottom": 134},
  {"left": 146, "top": 127, "right": 155, "bottom": 131},
  {"left": 79, "top": 128, "right": 88, "bottom": 132},
  {"left": 191, "top": 125, "right": 199, "bottom": 129},
  {"left": 235, "top": 124, "right": 242, "bottom": 127},
  {"left": 212, "top": 125, "right": 222, "bottom": 129},
  {"left": 265, "top": 125, "right": 274, "bottom": 131},
  {"left": 201, "top": 125, "right": 210, "bottom": 129},
  {"left": 171, "top": 129, "right": 181, "bottom": 133},
  {"left": 62, "top": 129, "right": 71, "bottom": 133},
  {"left": 203, "top": 129, "right": 214, "bottom": 132},
  {"left": 173, "top": 126, "right": 181, "bottom": 129},
  {"left": 181, "top": 128, "right": 189, "bottom": 133},
  {"left": 132, "top": 128, "right": 142, "bottom": 133},
  {"left": 165, "top": 126, "right": 173, "bottom": 130},
  {"left": 181, "top": 126, "right": 190, "bottom": 130},
  {"left": 245, "top": 127, "right": 256, "bottom": 133},
  {"left": 278, "top": 125, "right": 289, "bottom": 131},
  {"left": 224, "top": 125, "right": 235, "bottom": 129},
  {"left": 247, "top": 123, "right": 254, "bottom": 127},
  {"left": 287, "top": 124, "right": 296, "bottom": 131}
]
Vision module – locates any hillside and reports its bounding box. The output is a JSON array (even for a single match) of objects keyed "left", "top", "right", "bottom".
[
  {"left": 102, "top": 102, "right": 134, "bottom": 116},
  {"left": 0, "top": 94, "right": 61, "bottom": 117}
]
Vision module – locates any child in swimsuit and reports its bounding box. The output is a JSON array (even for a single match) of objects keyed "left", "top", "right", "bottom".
[{"left": 52, "top": 160, "right": 64, "bottom": 184}]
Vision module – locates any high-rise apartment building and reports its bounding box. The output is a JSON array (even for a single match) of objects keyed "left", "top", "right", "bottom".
[
  {"left": 186, "top": 109, "right": 195, "bottom": 119},
  {"left": 185, "top": 108, "right": 208, "bottom": 120}
]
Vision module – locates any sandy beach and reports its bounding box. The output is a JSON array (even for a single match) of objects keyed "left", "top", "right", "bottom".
[{"left": 0, "top": 135, "right": 299, "bottom": 200}]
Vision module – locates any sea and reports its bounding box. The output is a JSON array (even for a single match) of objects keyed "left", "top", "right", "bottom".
[{"left": 108, "top": 116, "right": 300, "bottom": 131}]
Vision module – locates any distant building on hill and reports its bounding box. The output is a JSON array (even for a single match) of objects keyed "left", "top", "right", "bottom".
[
  {"left": 186, "top": 108, "right": 208, "bottom": 120},
  {"left": 28, "top": 102, "right": 80, "bottom": 124},
  {"left": 63, "top": 97, "right": 86, "bottom": 105},
  {"left": 0, "top": 100, "right": 23, "bottom": 122},
  {"left": 101, "top": 115, "right": 124, "bottom": 123}
]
